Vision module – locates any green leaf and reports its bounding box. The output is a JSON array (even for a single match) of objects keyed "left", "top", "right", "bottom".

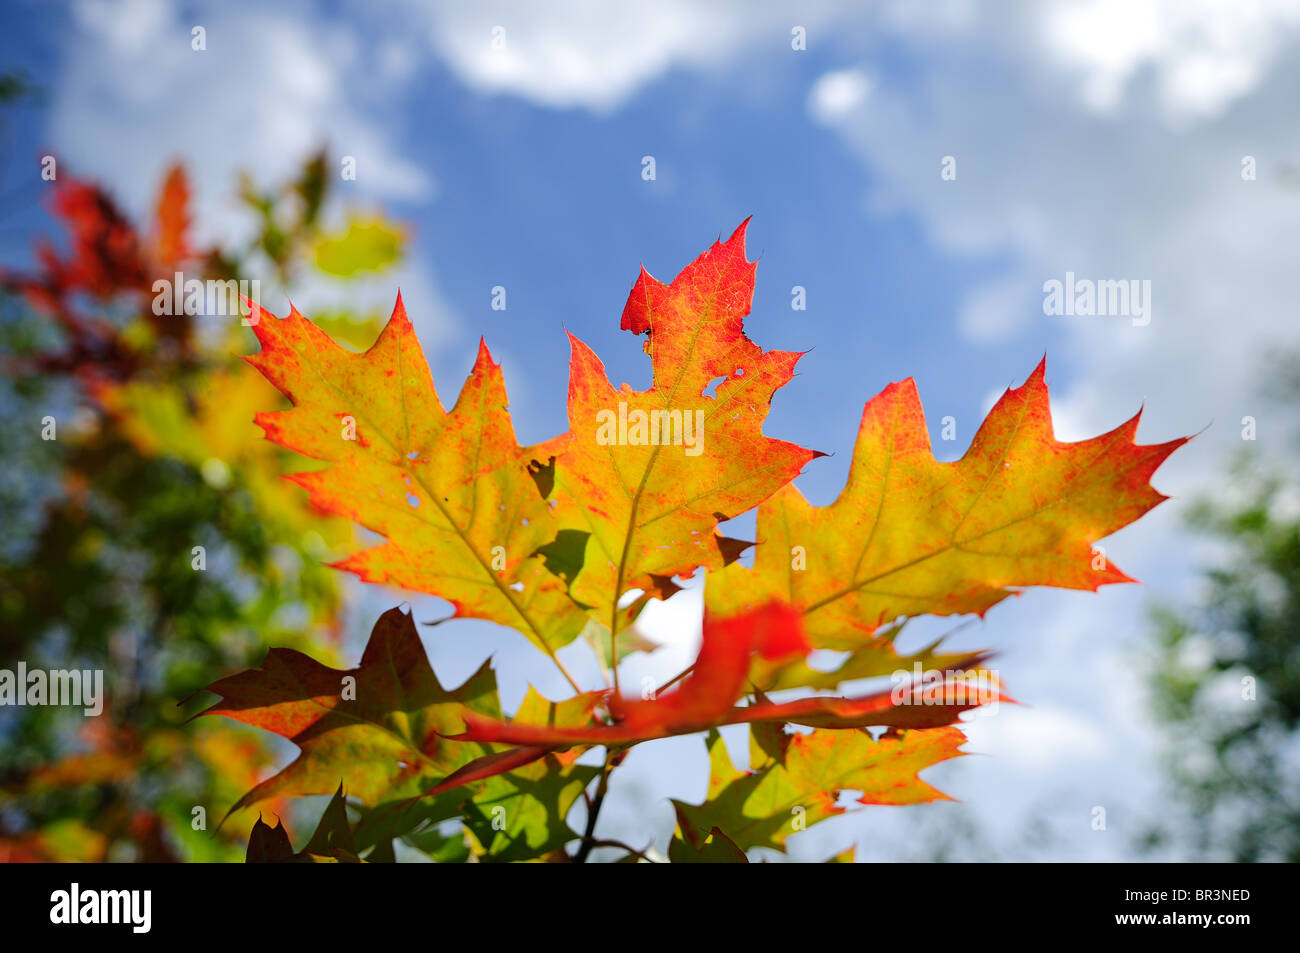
[
  {"left": 668, "top": 826, "right": 748, "bottom": 863},
  {"left": 314, "top": 217, "right": 405, "bottom": 276},
  {"left": 463, "top": 687, "right": 601, "bottom": 862},
  {"left": 672, "top": 726, "right": 968, "bottom": 854}
]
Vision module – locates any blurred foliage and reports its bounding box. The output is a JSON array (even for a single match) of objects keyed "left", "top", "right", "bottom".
[
  {"left": 313, "top": 216, "right": 406, "bottom": 277},
  {"left": 0, "top": 129, "right": 408, "bottom": 860},
  {"left": 1142, "top": 392, "right": 1300, "bottom": 861}
]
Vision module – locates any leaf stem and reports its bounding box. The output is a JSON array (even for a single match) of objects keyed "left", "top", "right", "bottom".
[
  {"left": 655, "top": 663, "right": 695, "bottom": 696},
  {"left": 609, "top": 604, "right": 622, "bottom": 697},
  {"left": 548, "top": 651, "right": 582, "bottom": 695},
  {"left": 573, "top": 748, "right": 622, "bottom": 862}
]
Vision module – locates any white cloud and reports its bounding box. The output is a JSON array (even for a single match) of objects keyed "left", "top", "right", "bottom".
[
  {"left": 409, "top": 0, "right": 1300, "bottom": 123},
  {"left": 1044, "top": 0, "right": 1300, "bottom": 122},
  {"left": 808, "top": 68, "right": 873, "bottom": 124},
  {"left": 403, "top": 0, "right": 853, "bottom": 112},
  {"left": 54, "top": 0, "right": 435, "bottom": 246},
  {"left": 963, "top": 704, "right": 1108, "bottom": 773},
  {"left": 958, "top": 271, "right": 1036, "bottom": 343},
  {"left": 808, "top": 9, "right": 1300, "bottom": 462}
]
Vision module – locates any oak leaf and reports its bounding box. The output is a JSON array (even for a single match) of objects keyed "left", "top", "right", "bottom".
[
  {"left": 201, "top": 606, "right": 504, "bottom": 814},
  {"left": 245, "top": 296, "right": 589, "bottom": 667},
  {"left": 246, "top": 784, "right": 361, "bottom": 863},
  {"left": 210, "top": 220, "right": 1192, "bottom": 862},
  {"left": 708, "top": 359, "right": 1187, "bottom": 652},
  {"left": 672, "top": 726, "right": 968, "bottom": 854},
  {"left": 548, "top": 220, "right": 817, "bottom": 623}
]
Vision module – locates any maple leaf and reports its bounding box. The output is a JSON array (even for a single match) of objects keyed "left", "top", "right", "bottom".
[
  {"left": 672, "top": 726, "right": 967, "bottom": 856},
  {"left": 548, "top": 220, "right": 817, "bottom": 631},
  {"left": 708, "top": 359, "right": 1188, "bottom": 651},
  {"left": 245, "top": 296, "right": 589, "bottom": 675},
  {"left": 313, "top": 216, "right": 406, "bottom": 277}
]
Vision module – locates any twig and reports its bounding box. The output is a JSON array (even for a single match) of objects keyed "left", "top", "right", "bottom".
[{"left": 573, "top": 748, "right": 623, "bottom": 862}]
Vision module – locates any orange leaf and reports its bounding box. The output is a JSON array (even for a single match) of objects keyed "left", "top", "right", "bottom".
[
  {"left": 709, "top": 358, "right": 1188, "bottom": 649},
  {"left": 245, "top": 295, "right": 589, "bottom": 664},
  {"left": 550, "top": 220, "right": 817, "bottom": 619},
  {"left": 150, "top": 163, "right": 192, "bottom": 267}
]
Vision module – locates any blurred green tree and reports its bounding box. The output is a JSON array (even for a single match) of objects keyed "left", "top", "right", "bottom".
[
  {"left": 0, "top": 128, "right": 407, "bottom": 860},
  {"left": 1142, "top": 384, "right": 1300, "bottom": 862}
]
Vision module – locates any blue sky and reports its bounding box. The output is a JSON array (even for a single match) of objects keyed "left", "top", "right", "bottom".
[{"left": 4, "top": 0, "right": 1300, "bottom": 860}]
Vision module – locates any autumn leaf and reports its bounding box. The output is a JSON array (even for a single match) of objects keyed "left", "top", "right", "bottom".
[
  {"left": 3, "top": 166, "right": 200, "bottom": 376},
  {"left": 727, "top": 677, "right": 1007, "bottom": 730},
  {"left": 709, "top": 358, "right": 1188, "bottom": 651},
  {"left": 460, "top": 602, "right": 804, "bottom": 745},
  {"left": 150, "top": 163, "right": 192, "bottom": 268},
  {"left": 245, "top": 295, "right": 590, "bottom": 675},
  {"left": 609, "top": 600, "right": 808, "bottom": 733},
  {"left": 668, "top": 825, "right": 748, "bottom": 863},
  {"left": 457, "top": 602, "right": 999, "bottom": 747},
  {"left": 459, "top": 688, "right": 600, "bottom": 862},
  {"left": 200, "top": 220, "right": 1192, "bottom": 862},
  {"left": 752, "top": 620, "right": 992, "bottom": 695},
  {"left": 672, "top": 726, "right": 968, "bottom": 855},
  {"left": 94, "top": 361, "right": 355, "bottom": 561},
  {"left": 205, "top": 606, "right": 608, "bottom": 859},
  {"left": 548, "top": 220, "right": 818, "bottom": 629},
  {"left": 201, "top": 606, "right": 505, "bottom": 816},
  {"left": 246, "top": 784, "right": 362, "bottom": 863}
]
